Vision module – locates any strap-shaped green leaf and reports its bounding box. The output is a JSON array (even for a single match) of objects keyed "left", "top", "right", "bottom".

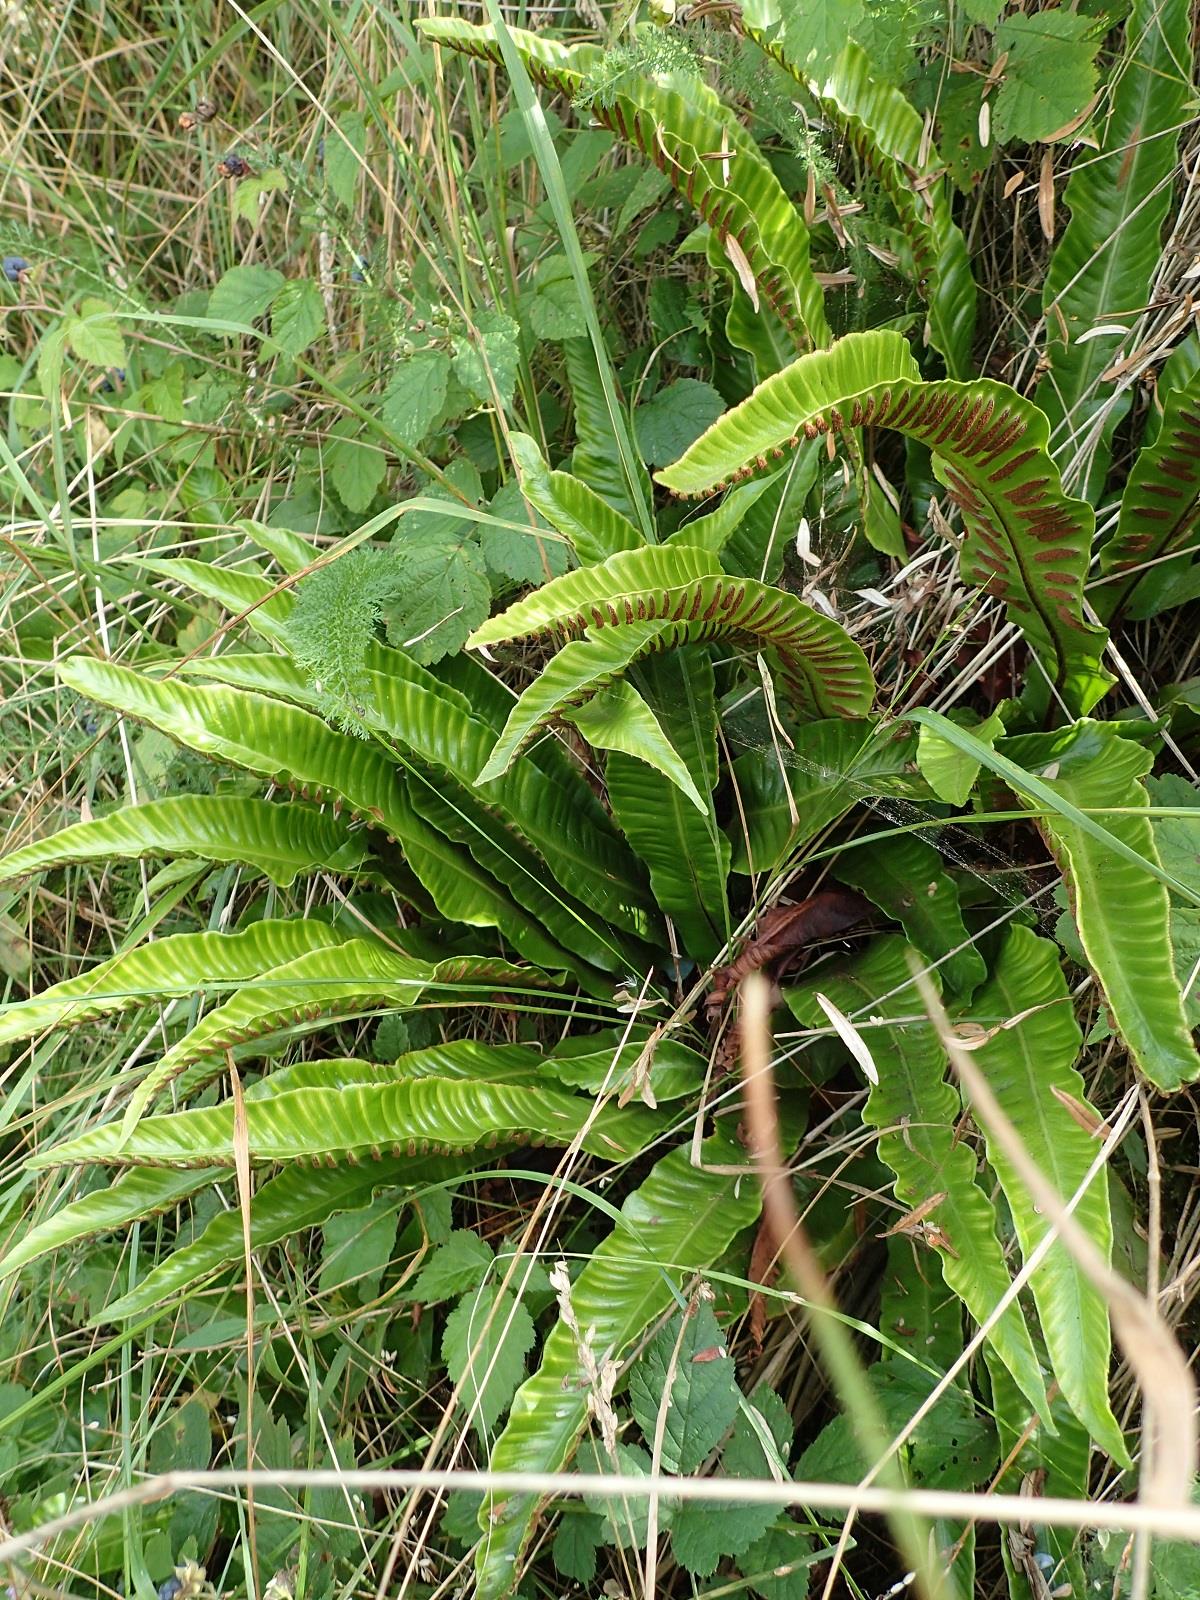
[
  {"left": 657, "top": 331, "right": 1111, "bottom": 715},
  {"left": 473, "top": 1134, "right": 761, "bottom": 1596},
  {"left": 786, "top": 937, "right": 1050, "bottom": 1421},
  {"left": 0, "top": 1167, "right": 220, "bottom": 1283},
  {"left": 121, "top": 942, "right": 560, "bottom": 1133},
  {"left": 98, "top": 1159, "right": 451, "bottom": 1322},
  {"left": 962, "top": 926, "right": 1126, "bottom": 1462},
  {"left": 0, "top": 796, "right": 367, "bottom": 888},
  {"left": 59, "top": 658, "right": 590, "bottom": 974},
  {"left": 33, "top": 1077, "right": 658, "bottom": 1170},
  {"left": 1096, "top": 366, "right": 1200, "bottom": 620},
  {"left": 509, "top": 432, "right": 642, "bottom": 565},
  {"left": 607, "top": 650, "right": 732, "bottom": 965},
  {"left": 0, "top": 920, "right": 345, "bottom": 1050},
  {"left": 1001, "top": 721, "right": 1200, "bottom": 1091},
  {"left": 561, "top": 337, "right": 654, "bottom": 528},
  {"left": 726, "top": 713, "right": 930, "bottom": 876},
  {"left": 472, "top": 544, "right": 723, "bottom": 645},
  {"left": 563, "top": 681, "right": 705, "bottom": 811},
  {"left": 418, "top": 18, "right": 828, "bottom": 350},
  {"left": 180, "top": 650, "right": 657, "bottom": 956},
  {"left": 471, "top": 545, "right": 875, "bottom": 722},
  {"left": 140, "top": 556, "right": 295, "bottom": 645},
  {"left": 746, "top": 30, "right": 975, "bottom": 377},
  {"left": 835, "top": 832, "right": 986, "bottom": 1000},
  {"left": 1036, "top": 0, "right": 1194, "bottom": 496}
]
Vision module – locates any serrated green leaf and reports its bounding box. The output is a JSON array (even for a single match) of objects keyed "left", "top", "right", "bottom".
[
  {"left": 409, "top": 1230, "right": 495, "bottom": 1303},
  {"left": 269, "top": 278, "right": 325, "bottom": 355},
  {"left": 207, "top": 265, "right": 285, "bottom": 325},
  {"left": 329, "top": 427, "right": 387, "bottom": 512},
  {"left": 736, "top": 1523, "right": 819, "bottom": 1600},
  {"left": 319, "top": 1194, "right": 401, "bottom": 1302},
  {"left": 65, "top": 298, "right": 126, "bottom": 368},
  {"left": 383, "top": 529, "right": 491, "bottom": 663},
  {"left": 552, "top": 1512, "right": 604, "bottom": 1582},
  {"left": 628, "top": 1302, "right": 741, "bottom": 1473},
  {"left": 453, "top": 308, "right": 520, "bottom": 408},
  {"left": 443, "top": 1283, "right": 536, "bottom": 1437},
  {"left": 527, "top": 252, "right": 592, "bottom": 340},
  {"left": 325, "top": 110, "right": 367, "bottom": 208},
  {"left": 480, "top": 479, "right": 571, "bottom": 584},
  {"left": 992, "top": 11, "right": 1102, "bottom": 145},
  {"left": 634, "top": 379, "right": 726, "bottom": 468},
  {"left": 380, "top": 350, "right": 451, "bottom": 445}
]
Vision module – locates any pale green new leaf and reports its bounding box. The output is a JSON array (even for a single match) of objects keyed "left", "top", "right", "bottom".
[
  {"left": 563, "top": 680, "right": 705, "bottom": 811},
  {"left": 444, "top": 1283, "right": 536, "bottom": 1438},
  {"left": 507, "top": 433, "right": 641, "bottom": 566},
  {"left": 963, "top": 926, "right": 1125, "bottom": 1462},
  {"left": 786, "top": 937, "right": 1049, "bottom": 1419},
  {"left": 657, "top": 330, "right": 1111, "bottom": 716},
  {"left": 0, "top": 796, "right": 367, "bottom": 888},
  {"left": 473, "top": 1134, "right": 761, "bottom": 1596}
]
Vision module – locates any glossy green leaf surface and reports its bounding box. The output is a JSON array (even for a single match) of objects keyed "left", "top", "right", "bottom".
[
  {"left": 656, "top": 331, "right": 1111, "bottom": 715},
  {"left": 473, "top": 1134, "right": 760, "bottom": 1596},
  {"left": 417, "top": 19, "right": 829, "bottom": 350},
  {"left": 471, "top": 544, "right": 875, "bottom": 721},
  {"left": 0, "top": 796, "right": 367, "bottom": 888},
  {"left": 33, "top": 1077, "right": 658, "bottom": 1170},
  {"left": 0, "top": 1167, "right": 219, "bottom": 1283},
  {"left": 786, "top": 937, "right": 1049, "bottom": 1418},
  {"left": 1097, "top": 365, "right": 1200, "bottom": 620},
  {"left": 835, "top": 832, "right": 986, "bottom": 999},
  {"left": 120, "top": 942, "right": 559, "bottom": 1132},
  {"left": 606, "top": 650, "right": 731, "bottom": 965},
  {"left": 963, "top": 926, "right": 1125, "bottom": 1461},
  {"left": 1002, "top": 722, "right": 1200, "bottom": 1090},
  {"left": 0, "top": 920, "right": 346, "bottom": 1050}
]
